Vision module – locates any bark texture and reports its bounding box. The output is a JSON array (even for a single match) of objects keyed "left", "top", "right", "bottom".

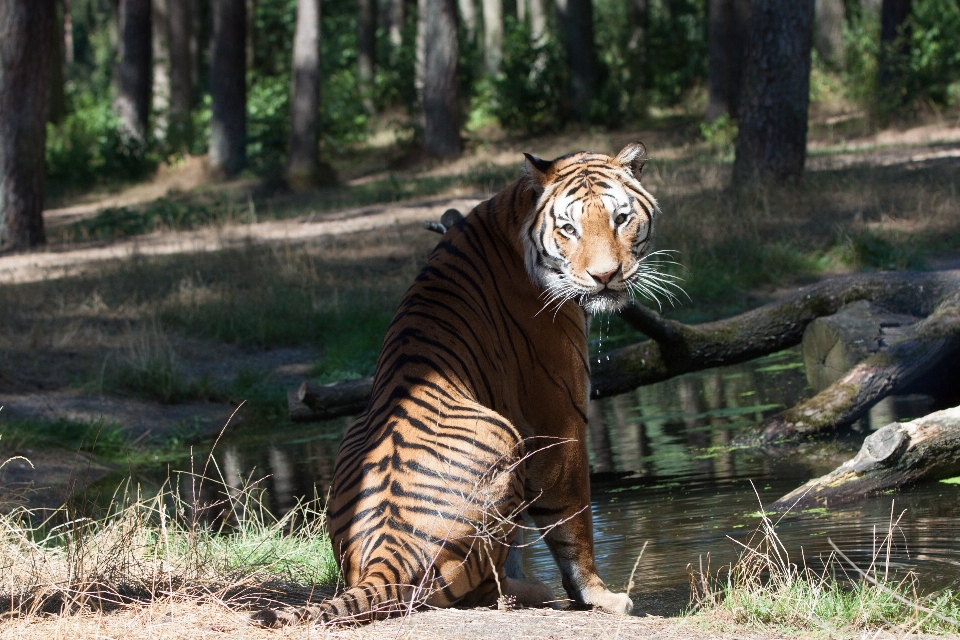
[
  {"left": 732, "top": 0, "right": 815, "bottom": 182},
  {"left": 770, "top": 406, "right": 960, "bottom": 509},
  {"left": 752, "top": 290, "right": 960, "bottom": 443},
  {"left": 289, "top": 269, "right": 960, "bottom": 423},
  {"left": 116, "top": 0, "right": 152, "bottom": 143},
  {"left": 0, "top": 0, "right": 53, "bottom": 252},
  {"left": 152, "top": 0, "right": 171, "bottom": 138},
  {"left": 48, "top": 0, "right": 66, "bottom": 124},
  {"left": 419, "top": 0, "right": 460, "bottom": 157},
  {"left": 458, "top": 0, "right": 477, "bottom": 42},
  {"left": 877, "top": 0, "right": 911, "bottom": 99},
  {"left": 814, "top": 0, "right": 846, "bottom": 67},
  {"left": 357, "top": 0, "right": 376, "bottom": 111},
  {"left": 168, "top": 0, "right": 194, "bottom": 117},
  {"left": 287, "top": 0, "right": 323, "bottom": 188},
  {"left": 706, "top": 0, "right": 750, "bottom": 122},
  {"left": 481, "top": 0, "right": 502, "bottom": 74},
  {"left": 557, "top": 0, "right": 597, "bottom": 122},
  {"left": 209, "top": 0, "right": 247, "bottom": 176}
]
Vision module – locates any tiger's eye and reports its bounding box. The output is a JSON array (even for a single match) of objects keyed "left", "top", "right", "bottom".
[
  {"left": 614, "top": 213, "right": 627, "bottom": 225},
  {"left": 562, "top": 223, "right": 576, "bottom": 235}
]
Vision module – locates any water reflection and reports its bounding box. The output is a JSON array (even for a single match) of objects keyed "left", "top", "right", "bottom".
[{"left": 151, "top": 347, "right": 960, "bottom": 612}]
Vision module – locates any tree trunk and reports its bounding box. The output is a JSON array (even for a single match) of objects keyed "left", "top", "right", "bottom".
[
  {"left": 287, "top": 0, "right": 327, "bottom": 189},
  {"left": 209, "top": 0, "right": 247, "bottom": 177},
  {"left": 877, "top": 0, "right": 911, "bottom": 102},
  {"left": 458, "top": 0, "right": 477, "bottom": 43},
  {"left": 770, "top": 406, "right": 960, "bottom": 509},
  {"left": 48, "top": 0, "right": 67, "bottom": 125},
  {"left": 732, "top": 0, "right": 814, "bottom": 183},
  {"left": 627, "top": 0, "right": 648, "bottom": 94},
  {"left": 529, "top": 0, "right": 547, "bottom": 42},
  {"left": 418, "top": 0, "right": 460, "bottom": 157},
  {"left": 750, "top": 290, "right": 960, "bottom": 444},
  {"left": 387, "top": 0, "right": 404, "bottom": 52},
  {"left": 168, "top": 0, "right": 193, "bottom": 144},
  {"left": 706, "top": 0, "right": 750, "bottom": 122},
  {"left": 152, "top": 0, "right": 171, "bottom": 140},
  {"left": 289, "top": 269, "right": 960, "bottom": 422},
  {"left": 115, "top": 0, "right": 152, "bottom": 144},
  {"left": 63, "top": 0, "right": 74, "bottom": 65},
  {"left": 357, "top": 0, "right": 377, "bottom": 112},
  {"left": 0, "top": 0, "right": 53, "bottom": 252},
  {"left": 481, "top": 0, "right": 502, "bottom": 75},
  {"left": 814, "top": 0, "right": 846, "bottom": 68},
  {"left": 556, "top": 0, "right": 597, "bottom": 122}
]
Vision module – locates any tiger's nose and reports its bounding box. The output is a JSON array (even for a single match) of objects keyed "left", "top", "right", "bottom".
[{"left": 589, "top": 267, "right": 620, "bottom": 286}]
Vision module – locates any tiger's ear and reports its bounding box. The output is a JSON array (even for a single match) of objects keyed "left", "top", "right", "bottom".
[
  {"left": 523, "top": 153, "right": 553, "bottom": 192},
  {"left": 615, "top": 142, "right": 647, "bottom": 182}
]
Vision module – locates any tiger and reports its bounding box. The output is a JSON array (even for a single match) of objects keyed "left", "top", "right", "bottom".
[{"left": 253, "top": 142, "right": 662, "bottom": 626}]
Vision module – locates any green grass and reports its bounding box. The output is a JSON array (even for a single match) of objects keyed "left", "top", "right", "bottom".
[{"left": 0, "top": 417, "right": 130, "bottom": 460}]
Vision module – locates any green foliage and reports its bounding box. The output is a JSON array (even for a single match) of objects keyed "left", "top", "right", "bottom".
[
  {"left": 247, "top": 74, "right": 292, "bottom": 176},
  {"left": 700, "top": 114, "right": 738, "bottom": 155},
  {"left": 643, "top": 0, "right": 709, "bottom": 107},
  {"left": 902, "top": 0, "right": 960, "bottom": 105},
  {"left": 844, "top": 0, "right": 960, "bottom": 114},
  {"left": 491, "top": 18, "right": 568, "bottom": 134},
  {"left": 45, "top": 91, "right": 157, "bottom": 193}
]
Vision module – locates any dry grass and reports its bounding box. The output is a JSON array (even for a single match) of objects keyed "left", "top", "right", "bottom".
[{"left": 0, "top": 469, "right": 338, "bottom": 623}]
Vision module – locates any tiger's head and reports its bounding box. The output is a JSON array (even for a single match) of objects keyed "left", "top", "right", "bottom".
[{"left": 521, "top": 142, "right": 670, "bottom": 315}]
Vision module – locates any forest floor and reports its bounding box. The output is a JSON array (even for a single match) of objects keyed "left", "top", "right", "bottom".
[{"left": 2, "top": 113, "right": 960, "bottom": 638}]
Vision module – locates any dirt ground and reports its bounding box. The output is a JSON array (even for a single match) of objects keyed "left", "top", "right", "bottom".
[{"left": 1, "top": 598, "right": 949, "bottom": 640}]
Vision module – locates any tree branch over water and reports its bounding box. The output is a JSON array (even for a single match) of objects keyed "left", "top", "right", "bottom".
[{"left": 291, "top": 270, "right": 960, "bottom": 425}]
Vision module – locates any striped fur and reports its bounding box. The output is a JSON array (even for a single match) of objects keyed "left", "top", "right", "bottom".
[{"left": 252, "top": 143, "right": 662, "bottom": 627}]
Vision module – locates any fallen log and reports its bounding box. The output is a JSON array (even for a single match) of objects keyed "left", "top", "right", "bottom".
[
  {"left": 289, "top": 270, "right": 960, "bottom": 422},
  {"left": 288, "top": 378, "right": 374, "bottom": 422},
  {"left": 592, "top": 269, "right": 960, "bottom": 398},
  {"left": 747, "top": 289, "right": 960, "bottom": 443},
  {"left": 769, "top": 405, "right": 960, "bottom": 509},
  {"left": 801, "top": 300, "right": 919, "bottom": 393}
]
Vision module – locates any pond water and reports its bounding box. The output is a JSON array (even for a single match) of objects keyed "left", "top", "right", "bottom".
[{"left": 143, "top": 348, "right": 960, "bottom": 615}]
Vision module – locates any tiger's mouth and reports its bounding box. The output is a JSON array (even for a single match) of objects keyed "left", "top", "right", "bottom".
[{"left": 581, "top": 287, "right": 630, "bottom": 314}]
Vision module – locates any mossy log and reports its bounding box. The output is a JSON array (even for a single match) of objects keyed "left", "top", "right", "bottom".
[
  {"left": 770, "top": 406, "right": 960, "bottom": 509},
  {"left": 748, "top": 290, "right": 960, "bottom": 443},
  {"left": 288, "top": 270, "right": 960, "bottom": 422}
]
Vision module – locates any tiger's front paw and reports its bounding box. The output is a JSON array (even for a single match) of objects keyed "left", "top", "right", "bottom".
[{"left": 588, "top": 590, "right": 634, "bottom": 615}]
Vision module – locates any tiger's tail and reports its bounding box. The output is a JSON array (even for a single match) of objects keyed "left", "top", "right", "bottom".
[{"left": 250, "top": 569, "right": 414, "bottom": 627}]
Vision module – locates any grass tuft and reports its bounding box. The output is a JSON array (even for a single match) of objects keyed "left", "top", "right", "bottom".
[
  {"left": 689, "top": 492, "right": 960, "bottom": 634},
  {"left": 0, "top": 472, "right": 338, "bottom": 617}
]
